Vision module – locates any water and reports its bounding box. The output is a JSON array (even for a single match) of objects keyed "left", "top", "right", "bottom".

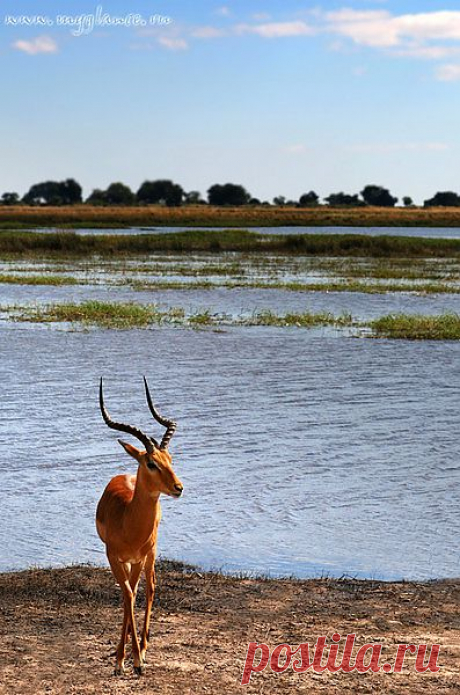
[
  {"left": 1, "top": 326, "right": 458, "bottom": 580},
  {"left": 1, "top": 231, "right": 459, "bottom": 579},
  {"left": 32, "top": 225, "right": 460, "bottom": 239}
]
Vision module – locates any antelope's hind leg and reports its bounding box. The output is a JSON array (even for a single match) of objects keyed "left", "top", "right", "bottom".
[
  {"left": 108, "top": 556, "right": 144, "bottom": 675},
  {"left": 129, "top": 562, "right": 144, "bottom": 674}
]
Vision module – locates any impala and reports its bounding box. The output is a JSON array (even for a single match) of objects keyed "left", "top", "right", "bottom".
[{"left": 96, "top": 377, "right": 183, "bottom": 675}]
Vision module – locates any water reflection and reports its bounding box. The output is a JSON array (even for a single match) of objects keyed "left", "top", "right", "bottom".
[{"left": 31, "top": 225, "right": 460, "bottom": 239}]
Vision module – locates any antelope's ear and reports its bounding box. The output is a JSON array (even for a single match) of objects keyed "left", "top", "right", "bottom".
[{"left": 118, "top": 439, "right": 142, "bottom": 460}]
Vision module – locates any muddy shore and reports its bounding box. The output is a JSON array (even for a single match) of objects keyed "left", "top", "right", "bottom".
[{"left": 0, "top": 562, "right": 458, "bottom": 694}]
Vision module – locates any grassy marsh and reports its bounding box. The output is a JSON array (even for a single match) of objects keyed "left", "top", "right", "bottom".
[
  {"left": 2, "top": 229, "right": 460, "bottom": 258},
  {"left": 7, "top": 300, "right": 460, "bottom": 338},
  {"left": 7, "top": 302, "right": 352, "bottom": 330},
  {"left": 1, "top": 250, "right": 459, "bottom": 294}
]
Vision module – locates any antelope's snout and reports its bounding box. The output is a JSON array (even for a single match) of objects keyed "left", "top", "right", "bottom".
[{"left": 172, "top": 482, "right": 184, "bottom": 498}]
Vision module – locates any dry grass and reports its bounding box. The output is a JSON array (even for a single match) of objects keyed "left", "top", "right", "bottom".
[{"left": 2, "top": 204, "right": 460, "bottom": 228}]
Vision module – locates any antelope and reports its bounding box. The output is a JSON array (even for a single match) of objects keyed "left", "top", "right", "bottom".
[{"left": 96, "top": 377, "right": 183, "bottom": 675}]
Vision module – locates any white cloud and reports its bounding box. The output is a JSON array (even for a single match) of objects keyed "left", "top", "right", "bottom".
[
  {"left": 326, "top": 9, "right": 460, "bottom": 48},
  {"left": 236, "top": 20, "right": 314, "bottom": 39},
  {"left": 158, "top": 36, "right": 188, "bottom": 51},
  {"left": 325, "top": 9, "right": 399, "bottom": 47},
  {"left": 396, "top": 12, "right": 460, "bottom": 42},
  {"left": 436, "top": 63, "right": 460, "bottom": 81},
  {"left": 12, "top": 35, "right": 58, "bottom": 55}
]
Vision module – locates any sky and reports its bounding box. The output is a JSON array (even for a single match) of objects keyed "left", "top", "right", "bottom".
[{"left": 1, "top": 1, "right": 460, "bottom": 204}]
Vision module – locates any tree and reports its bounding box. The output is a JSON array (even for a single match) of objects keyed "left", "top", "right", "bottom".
[
  {"left": 184, "top": 190, "right": 204, "bottom": 205},
  {"left": 402, "top": 196, "right": 414, "bottom": 207},
  {"left": 86, "top": 183, "right": 135, "bottom": 206},
  {"left": 1, "top": 192, "right": 20, "bottom": 205},
  {"left": 104, "top": 182, "right": 135, "bottom": 206},
  {"left": 361, "top": 185, "right": 398, "bottom": 207},
  {"left": 325, "top": 192, "right": 363, "bottom": 207},
  {"left": 424, "top": 191, "right": 460, "bottom": 207},
  {"left": 273, "top": 196, "right": 286, "bottom": 206},
  {"left": 137, "top": 179, "right": 184, "bottom": 207},
  {"left": 86, "top": 188, "right": 108, "bottom": 205},
  {"left": 207, "top": 183, "right": 251, "bottom": 206},
  {"left": 298, "top": 191, "right": 319, "bottom": 207},
  {"left": 23, "top": 178, "right": 82, "bottom": 205},
  {"left": 61, "top": 178, "right": 83, "bottom": 204}
]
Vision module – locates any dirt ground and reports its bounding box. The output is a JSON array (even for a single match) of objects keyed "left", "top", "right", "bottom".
[{"left": 0, "top": 562, "right": 458, "bottom": 694}]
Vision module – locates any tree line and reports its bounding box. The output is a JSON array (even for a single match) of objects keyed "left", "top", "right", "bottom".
[{"left": 1, "top": 179, "right": 460, "bottom": 208}]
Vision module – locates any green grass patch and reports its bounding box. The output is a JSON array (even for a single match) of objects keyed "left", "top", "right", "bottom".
[
  {"left": 122, "top": 278, "right": 459, "bottom": 294},
  {"left": 125, "top": 279, "right": 215, "bottom": 291},
  {"left": 188, "top": 310, "right": 215, "bottom": 326},
  {"left": 248, "top": 309, "right": 353, "bottom": 327},
  {"left": 370, "top": 313, "right": 460, "bottom": 340},
  {"left": 11, "top": 301, "right": 176, "bottom": 329},
  {"left": 273, "top": 280, "right": 460, "bottom": 294},
  {"left": 0, "top": 273, "right": 79, "bottom": 286}
]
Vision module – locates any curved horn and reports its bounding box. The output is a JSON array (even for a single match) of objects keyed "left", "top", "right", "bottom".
[
  {"left": 100, "top": 378, "right": 157, "bottom": 454},
  {"left": 144, "top": 377, "right": 177, "bottom": 450}
]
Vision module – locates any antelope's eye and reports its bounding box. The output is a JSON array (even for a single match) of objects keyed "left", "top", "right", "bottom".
[{"left": 147, "top": 461, "right": 158, "bottom": 471}]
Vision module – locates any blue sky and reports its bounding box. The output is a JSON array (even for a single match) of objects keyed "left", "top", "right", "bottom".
[{"left": 1, "top": 1, "right": 460, "bottom": 204}]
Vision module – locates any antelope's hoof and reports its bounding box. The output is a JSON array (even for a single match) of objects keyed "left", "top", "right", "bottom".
[
  {"left": 134, "top": 664, "right": 145, "bottom": 676},
  {"left": 114, "top": 664, "right": 125, "bottom": 676}
]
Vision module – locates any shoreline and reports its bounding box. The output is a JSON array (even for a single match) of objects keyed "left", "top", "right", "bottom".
[
  {"left": 1, "top": 559, "right": 458, "bottom": 583},
  {"left": 1, "top": 563, "right": 458, "bottom": 693}
]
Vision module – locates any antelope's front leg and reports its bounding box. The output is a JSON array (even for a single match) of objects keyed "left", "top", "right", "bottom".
[{"left": 140, "top": 551, "right": 156, "bottom": 663}]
